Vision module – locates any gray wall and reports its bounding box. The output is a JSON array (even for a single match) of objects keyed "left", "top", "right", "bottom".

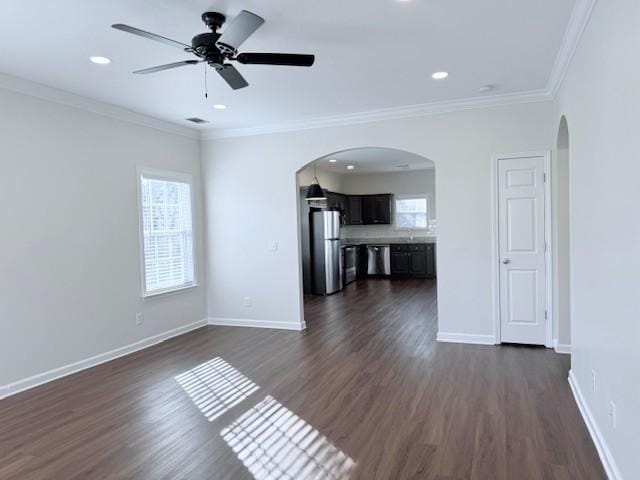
[
  {"left": 554, "top": 1, "right": 640, "bottom": 476},
  {"left": 202, "top": 101, "right": 553, "bottom": 336},
  {"left": 0, "top": 88, "right": 207, "bottom": 389}
]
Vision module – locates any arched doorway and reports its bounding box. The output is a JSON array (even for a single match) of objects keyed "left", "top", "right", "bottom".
[
  {"left": 555, "top": 116, "right": 571, "bottom": 352},
  {"left": 295, "top": 147, "right": 438, "bottom": 334}
]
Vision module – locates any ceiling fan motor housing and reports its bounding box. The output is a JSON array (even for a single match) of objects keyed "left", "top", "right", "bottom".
[
  {"left": 191, "top": 32, "right": 221, "bottom": 53},
  {"left": 201, "top": 12, "right": 226, "bottom": 31},
  {"left": 192, "top": 12, "right": 234, "bottom": 63}
]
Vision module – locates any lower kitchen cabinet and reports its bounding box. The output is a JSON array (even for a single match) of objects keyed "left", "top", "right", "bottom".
[
  {"left": 425, "top": 243, "right": 436, "bottom": 278},
  {"left": 391, "top": 249, "right": 410, "bottom": 275},
  {"left": 356, "top": 245, "right": 368, "bottom": 279},
  {"left": 390, "top": 243, "right": 436, "bottom": 278}
]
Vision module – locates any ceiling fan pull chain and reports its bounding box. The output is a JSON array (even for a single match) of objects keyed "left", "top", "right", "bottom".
[{"left": 204, "top": 64, "right": 208, "bottom": 99}]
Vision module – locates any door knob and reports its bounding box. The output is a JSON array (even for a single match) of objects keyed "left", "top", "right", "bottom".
[{"left": 502, "top": 259, "right": 511, "bottom": 264}]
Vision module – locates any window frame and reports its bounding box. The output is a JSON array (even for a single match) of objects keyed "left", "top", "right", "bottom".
[
  {"left": 136, "top": 167, "right": 198, "bottom": 299},
  {"left": 394, "top": 194, "right": 429, "bottom": 231}
]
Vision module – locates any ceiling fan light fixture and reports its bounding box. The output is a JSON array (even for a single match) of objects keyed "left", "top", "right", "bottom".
[
  {"left": 213, "top": 104, "right": 227, "bottom": 110},
  {"left": 432, "top": 71, "right": 448, "bottom": 80}
]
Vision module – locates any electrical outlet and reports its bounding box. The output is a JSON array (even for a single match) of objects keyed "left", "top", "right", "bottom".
[
  {"left": 609, "top": 401, "right": 617, "bottom": 429},
  {"left": 591, "top": 370, "right": 597, "bottom": 393},
  {"left": 135, "top": 312, "right": 143, "bottom": 326},
  {"left": 243, "top": 296, "right": 252, "bottom": 308},
  {"left": 268, "top": 241, "right": 278, "bottom": 252}
]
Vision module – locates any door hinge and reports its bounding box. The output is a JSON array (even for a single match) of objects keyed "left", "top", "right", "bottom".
[
  {"left": 544, "top": 310, "right": 548, "bottom": 321},
  {"left": 545, "top": 241, "right": 548, "bottom": 252},
  {"left": 543, "top": 173, "right": 547, "bottom": 183}
]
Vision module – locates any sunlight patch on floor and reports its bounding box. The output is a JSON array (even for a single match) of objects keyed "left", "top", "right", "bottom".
[
  {"left": 175, "top": 357, "right": 259, "bottom": 422},
  {"left": 221, "top": 396, "right": 355, "bottom": 480}
]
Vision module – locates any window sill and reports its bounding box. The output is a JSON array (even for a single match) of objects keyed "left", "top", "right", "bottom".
[{"left": 142, "top": 283, "right": 200, "bottom": 300}]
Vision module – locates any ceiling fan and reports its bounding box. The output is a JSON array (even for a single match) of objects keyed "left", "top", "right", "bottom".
[{"left": 112, "top": 10, "right": 315, "bottom": 90}]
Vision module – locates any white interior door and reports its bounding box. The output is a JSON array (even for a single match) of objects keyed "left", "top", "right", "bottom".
[{"left": 498, "top": 155, "right": 547, "bottom": 345}]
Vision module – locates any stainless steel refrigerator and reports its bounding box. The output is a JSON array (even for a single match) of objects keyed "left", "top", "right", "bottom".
[{"left": 311, "top": 210, "right": 342, "bottom": 295}]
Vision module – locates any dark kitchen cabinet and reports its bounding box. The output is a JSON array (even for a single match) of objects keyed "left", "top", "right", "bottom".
[
  {"left": 324, "top": 193, "right": 392, "bottom": 226},
  {"left": 391, "top": 251, "right": 410, "bottom": 275},
  {"left": 325, "top": 192, "right": 342, "bottom": 210},
  {"left": 325, "top": 191, "right": 348, "bottom": 224},
  {"left": 356, "top": 245, "right": 368, "bottom": 279},
  {"left": 347, "top": 196, "right": 364, "bottom": 225},
  {"left": 390, "top": 243, "right": 436, "bottom": 278},
  {"left": 362, "top": 194, "right": 392, "bottom": 225},
  {"left": 390, "top": 244, "right": 410, "bottom": 276},
  {"left": 425, "top": 243, "right": 436, "bottom": 278},
  {"left": 409, "top": 249, "right": 426, "bottom": 275}
]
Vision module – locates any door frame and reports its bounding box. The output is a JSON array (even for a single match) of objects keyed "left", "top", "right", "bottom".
[{"left": 490, "top": 151, "right": 553, "bottom": 348}]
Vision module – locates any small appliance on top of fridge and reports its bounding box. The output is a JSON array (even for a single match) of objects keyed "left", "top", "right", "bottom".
[{"left": 310, "top": 210, "right": 342, "bottom": 295}]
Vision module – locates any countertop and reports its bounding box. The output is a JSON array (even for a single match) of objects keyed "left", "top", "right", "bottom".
[{"left": 341, "top": 237, "right": 436, "bottom": 246}]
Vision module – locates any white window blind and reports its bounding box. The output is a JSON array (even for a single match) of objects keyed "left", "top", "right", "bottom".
[
  {"left": 395, "top": 196, "right": 428, "bottom": 229},
  {"left": 139, "top": 170, "right": 195, "bottom": 296}
]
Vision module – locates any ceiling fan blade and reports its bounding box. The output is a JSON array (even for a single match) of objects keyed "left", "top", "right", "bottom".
[
  {"left": 236, "top": 53, "right": 315, "bottom": 67},
  {"left": 112, "top": 24, "right": 191, "bottom": 50},
  {"left": 216, "top": 64, "right": 249, "bottom": 90},
  {"left": 216, "top": 10, "right": 265, "bottom": 52},
  {"left": 133, "top": 60, "right": 201, "bottom": 74}
]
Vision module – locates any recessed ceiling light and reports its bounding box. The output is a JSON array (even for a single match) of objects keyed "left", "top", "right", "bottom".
[
  {"left": 347, "top": 165, "right": 355, "bottom": 170},
  {"left": 90, "top": 56, "right": 111, "bottom": 65},
  {"left": 328, "top": 159, "right": 337, "bottom": 163},
  {"left": 432, "top": 71, "right": 448, "bottom": 80},
  {"left": 213, "top": 104, "right": 227, "bottom": 110}
]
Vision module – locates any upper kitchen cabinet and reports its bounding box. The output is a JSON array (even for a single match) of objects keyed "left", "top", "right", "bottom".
[
  {"left": 325, "top": 191, "right": 348, "bottom": 224},
  {"left": 362, "top": 194, "right": 392, "bottom": 225},
  {"left": 317, "top": 192, "right": 392, "bottom": 226},
  {"left": 347, "top": 196, "right": 364, "bottom": 225},
  {"left": 325, "top": 191, "right": 346, "bottom": 211}
]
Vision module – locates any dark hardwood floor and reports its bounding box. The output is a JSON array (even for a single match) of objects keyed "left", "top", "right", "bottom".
[{"left": 0, "top": 278, "right": 604, "bottom": 479}]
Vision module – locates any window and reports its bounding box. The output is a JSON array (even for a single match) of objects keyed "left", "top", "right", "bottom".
[
  {"left": 138, "top": 169, "right": 196, "bottom": 297},
  {"left": 395, "top": 195, "right": 428, "bottom": 230}
]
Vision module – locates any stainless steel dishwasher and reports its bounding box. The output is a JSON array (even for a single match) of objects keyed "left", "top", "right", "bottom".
[{"left": 367, "top": 245, "right": 390, "bottom": 276}]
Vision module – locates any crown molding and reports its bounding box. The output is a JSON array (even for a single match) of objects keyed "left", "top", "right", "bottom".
[
  {"left": 0, "top": 72, "right": 200, "bottom": 140},
  {"left": 2, "top": 2, "right": 596, "bottom": 143},
  {"left": 546, "top": 0, "right": 598, "bottom": 97},
  {"left": 202, "top": 1, "right": 598, "bottom": 141},
  {"left": 201, "top": 89, "right": 552, "bottom": 140}
]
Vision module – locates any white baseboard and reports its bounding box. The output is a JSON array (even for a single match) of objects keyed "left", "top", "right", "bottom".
[
  {"left": 208, "top": 317, "right": 304, "bottom": 331},
  {"left": 568, "top": 370, "right": 623, "bottom": 480},
  {"left": 436, "top": 332, "right": 496, "bottom": 345},
  {"left": 0, "top": 319, "right": 208, "bottom": 400},
  {"left": 553, "top": 339, "right": 572, "bottom": 354}
]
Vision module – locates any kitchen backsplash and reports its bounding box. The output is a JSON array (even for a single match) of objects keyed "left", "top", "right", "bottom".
[{"left": 341, "top": 220, "right": 437, "bottom": 239}]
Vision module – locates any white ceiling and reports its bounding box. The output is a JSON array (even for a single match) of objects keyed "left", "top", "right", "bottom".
[
  {"left": 316, "top": 148, "right": 434, "bottom": 174},
  {"left": 0, "top": 0, "right": 575, "bottom": 133}
]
